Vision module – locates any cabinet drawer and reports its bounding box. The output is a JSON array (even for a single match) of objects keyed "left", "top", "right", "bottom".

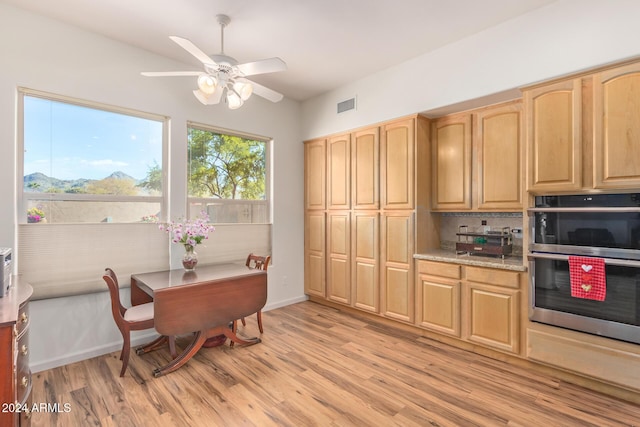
[
  {"left": 16, "top": 301, "right": 30, "bottom": 336},
  {"left": 466, "top": 266, "right": 520, "bottom": 289},
  {"left": 417, "top": 260, "right": 461, "bottom": 279},
  {"left": 16, "top": 328, "right": 30, "bottom": 404}
]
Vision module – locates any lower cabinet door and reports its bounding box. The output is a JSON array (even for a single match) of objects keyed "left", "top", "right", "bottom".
[
  {"left": 327, "top": 212, "right": 351, "bottom": 305},
  {"left": 381, "top": 212, "right": 414, "bottom": 322},
  {"left": 352, "top": 212, "right": 379, "bottom": 313},
  {"left": 418, "top": 275, "right": 461, "bottom": 337},
  {"left": 467, "top": 283, "right": 520, "bottom": 354}
]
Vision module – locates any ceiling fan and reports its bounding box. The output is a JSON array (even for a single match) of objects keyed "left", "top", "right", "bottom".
[{"left": 141, "top": 14, "right": 287, "bottom": 109}]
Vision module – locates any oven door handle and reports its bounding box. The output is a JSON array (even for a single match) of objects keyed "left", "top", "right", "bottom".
[{"left": 528, "top": 252, "right": 640, "bottom": 268}]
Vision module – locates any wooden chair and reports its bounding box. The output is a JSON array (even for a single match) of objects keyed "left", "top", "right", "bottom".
[
  {"left": 102, "top": 268, "right": 175, "bottom": 377},
  {"left": 232, "top": 254, "right": 270, "bottom": 340}
]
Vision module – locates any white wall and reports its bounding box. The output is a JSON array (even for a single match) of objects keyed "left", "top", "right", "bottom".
[
  {"left": 6, "top": 0, "right": 640, "bottom": 372},
  {"left": 301, "top": 0, "right": 640, "bottom": 139},
  {"left": 0, "top": 3, "right": 306, "bottom": 371}
]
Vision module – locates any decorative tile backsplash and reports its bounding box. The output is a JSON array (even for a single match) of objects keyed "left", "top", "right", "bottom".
[{"left": 438, "top": 212, "right": 524, "bottom": 255}]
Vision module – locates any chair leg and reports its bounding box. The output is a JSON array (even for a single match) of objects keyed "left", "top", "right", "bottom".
[
  {"left": 241, "top": 317, "right": 247, "bottom": 326},
  {"left": 168, "top": 336, "right": 177, "bottom": 359},
  {"left": 120, "top": 333, "right": 131, "bottom": 377},
  {"left": 257, "top": 311, "right": 264, "bottom": 334},
  {"left": 230, "top": 320, "right": 238, "bottom": 348}
]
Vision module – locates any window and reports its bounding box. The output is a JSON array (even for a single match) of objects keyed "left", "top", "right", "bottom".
[
  {"left": 187, "top": 122, "right": 270, "bottom": 224},
  {"left": 19, "top": 89, "right": 166, "bottom": 224}
]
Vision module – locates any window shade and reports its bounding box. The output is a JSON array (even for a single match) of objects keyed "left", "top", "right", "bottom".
[
  {"left": 18, "top": 223, "right": 169, "bottom": 300},
  {"left": 18, "top": 223, "right": 271, "bottom": 300}
]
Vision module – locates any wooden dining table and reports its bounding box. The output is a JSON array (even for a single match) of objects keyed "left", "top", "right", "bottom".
[{"left": 130, "top": 263, "right": 267, "bottom": 377}]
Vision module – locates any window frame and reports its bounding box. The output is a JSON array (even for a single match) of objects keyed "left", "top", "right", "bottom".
[
  {"left": 17, "top": 87, "right": 169, "bottom": 224},
  {"left": 186, "top": 121, "right": 272, "bottom": 224}
]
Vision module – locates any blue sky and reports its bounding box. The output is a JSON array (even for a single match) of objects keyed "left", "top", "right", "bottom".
[{"left": 23, "top": 96, "right": 162, "bottom": 181}]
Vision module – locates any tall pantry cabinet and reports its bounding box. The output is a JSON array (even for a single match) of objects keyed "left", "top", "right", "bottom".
[{"left": 304, "top": 115, "right": 431, "bottom": 324}]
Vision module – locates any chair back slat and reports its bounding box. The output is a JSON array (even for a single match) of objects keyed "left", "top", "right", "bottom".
[{"left": 246, "top": 253, "right": 271, "bottom": 271}]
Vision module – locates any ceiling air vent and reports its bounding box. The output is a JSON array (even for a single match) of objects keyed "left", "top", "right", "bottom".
[{"left": 337, "top": 97, "right": 356, "bottom": 114}]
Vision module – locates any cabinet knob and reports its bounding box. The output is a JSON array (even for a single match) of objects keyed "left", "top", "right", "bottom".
[
  {"left": 20, "top": 376, "right": 28, "bottom": 388},
  {"left": 20, "top": 312, "right": 28, "bottom": 323},
  {"left": 20, "top": 344, "right": 28, "bottom": 356}
]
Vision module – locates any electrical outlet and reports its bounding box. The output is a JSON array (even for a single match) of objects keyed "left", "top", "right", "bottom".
[{"left": 282, "top": 275, "right": 288, "bottom": 286}]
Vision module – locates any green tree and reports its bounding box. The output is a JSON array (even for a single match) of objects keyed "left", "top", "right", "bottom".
[
  {"left": 139, "top": 160, "right": 162, "bottom": 194},
  {"left": 187, "top": 129, "right": 265, "bottom": 199}
]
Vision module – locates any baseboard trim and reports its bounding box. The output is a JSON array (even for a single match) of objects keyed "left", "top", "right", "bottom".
[{"left": 30, "top": 332, "right": 159, "bottom": 373}]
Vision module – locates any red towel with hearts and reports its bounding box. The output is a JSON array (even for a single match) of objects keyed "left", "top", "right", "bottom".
[{"left": 568, "top": 256, "right": 606, "bottom": 301}]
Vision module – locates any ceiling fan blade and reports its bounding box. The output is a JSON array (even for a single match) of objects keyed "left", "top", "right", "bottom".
[
  {"left": 169, "top": 36, "right": 215, "bottom": 66},
  {"left": 243, "top": 79, "right": 284, "bottom": 103},
  {"left": 141, "top": 71, "right": 202, "bottom": 77},
  {"left": 193, "top": 87, "right": 224, "bottom": 105},
  {"left": 236, "top": 57, "right": 287, "bottom": 77}
]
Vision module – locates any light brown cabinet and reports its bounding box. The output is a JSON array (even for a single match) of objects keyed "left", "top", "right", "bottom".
[
  {"left": 352, "top": 127, "right": 379, "bottom": 210},
  {"left": 474, "top": 101, "right": 523, "bottom": 210},
  {"left": 415, "top": 260, "right": 523, "bottom": 356},
  {"left": 326, "top": 211, "right": 351, "bottom": 304},
  {"left": 304, "top": 139, "right": 326, "bottom": 210},
  {"left": 525, "top": 59, "right": 640, "bottom": 193},
  {"left": 351, "top": 211, "right": 379, "bottom": 313},
  {"left": 327, "top": 134, "right": 351, "bottom": 209},
  {"left": 304, "top": 211, "right": 325, "bottom": 297},
  {"left": 524, "top": 79, "right": 582, "bottom": 192},
  {"left": 381, "top": 212, "right": 414, "bottom": 323},
  {"left": 431, "top": 101, "right": 523, "bottom": 211},
  {"left": 431, "top": 113, "right": 472, "bottom": 210},
  {"left": 466, "top": 266, "right": 521, "bottom": 354},
  {"left": 381, "top": 118, "right": 415, "bottom": 210},
  {"left": 593, "top": 61, "right": 640, "bottom": 189},
  {"left": 416, "top": 260, "right": 461, "bottom": 337},
  {"left": 304, "top": 115, "right": 429, "bottom": 320}
]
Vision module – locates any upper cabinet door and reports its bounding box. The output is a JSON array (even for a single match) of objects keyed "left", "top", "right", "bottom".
[
  {"left": 327, "top": 134, "right": 351, "bottom": 209},
  {"left": 525, "top": 79, "right": 582, "bottom": 192},
  {"left": 475, "top": 102, "right": 523, "bottom": 211},
  {"left": 351, "top": 127, "right": 380, "bottom": 210},
  {"left": 593, "top": 62, "right": 640, "bottom": 189},
  {"left": 431, "top": 113, "right": 472, "bottom": 210},
  {"left": 381, "top": 118, "right": 415, "bottom": 210},
  {"left": 304, "top": 139, "right": 326, "bottom": 210}
]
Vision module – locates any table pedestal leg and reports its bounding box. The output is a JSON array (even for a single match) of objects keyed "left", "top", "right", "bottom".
[
  {"left": 136, "top": 335, "right": 177, "bottom": 359},
  {"left": 152, "top": 325, "right": 261, "bottom": 377},
  {"left": 153, "top": 331, "right": 207, "bottom": 377}
]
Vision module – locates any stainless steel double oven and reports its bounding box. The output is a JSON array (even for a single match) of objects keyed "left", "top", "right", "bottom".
[{"left": 528, "top": 193, "right": 640, "bottom": 344}]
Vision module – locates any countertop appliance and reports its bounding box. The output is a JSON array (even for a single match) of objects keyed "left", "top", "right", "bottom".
[
  {"left": 0, "top": 247, "right": 12, "bottom": 297},
  {"left": 456, "top": 226, "right": 513, "bottom": 258},
  {"left": 528, "top": 193, "right": 640, "bottom": 344}
]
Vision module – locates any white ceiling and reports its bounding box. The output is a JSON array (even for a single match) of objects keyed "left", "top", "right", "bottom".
[{"left": 2, "top": 0, "right": 555, "bottom": 101}]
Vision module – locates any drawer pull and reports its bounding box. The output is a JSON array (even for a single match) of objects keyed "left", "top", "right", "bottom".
[
  {"left": 21, "top": 345, "right": 28, "bottom": 356},
  {"left": 20, "top": 312, "right": 29, "bottom": 323},
  {"left": 24, "top": 406, "right": 32, "bottom": 418},
  {"left": 20, "top": 376, "right": 28, "bottom": 388}
]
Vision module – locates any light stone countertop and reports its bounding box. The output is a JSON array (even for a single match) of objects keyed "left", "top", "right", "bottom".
[{"left": 414, "top": 250, "right": 527, "bottom": 272}]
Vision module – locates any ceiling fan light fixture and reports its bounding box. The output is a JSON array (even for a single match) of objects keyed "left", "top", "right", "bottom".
[
  {"left": 197, "top": 73, "right": 218, "bottom": 95},
  {"left": 193, "top": 89, "right": 211, "bottom": 105},
  {"left": 233, "top": 81, "right": 253, "bottom": 101},
  {"left": 227, "top": 88, "right": 243, "bottom": 110}
]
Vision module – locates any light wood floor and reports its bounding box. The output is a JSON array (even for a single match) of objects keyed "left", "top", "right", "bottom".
[{"left": 31, "top": 301, "right": 639, "bottom": 427}]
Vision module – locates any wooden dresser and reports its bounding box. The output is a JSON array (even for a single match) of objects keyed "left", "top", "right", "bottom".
[{"left": 0, "top": 277, "right": 33, "bottom": 427}]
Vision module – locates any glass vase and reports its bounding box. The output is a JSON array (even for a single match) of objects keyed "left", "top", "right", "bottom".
[{"left": 182, "top": 245, "right": 198, "bottom": 271}]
